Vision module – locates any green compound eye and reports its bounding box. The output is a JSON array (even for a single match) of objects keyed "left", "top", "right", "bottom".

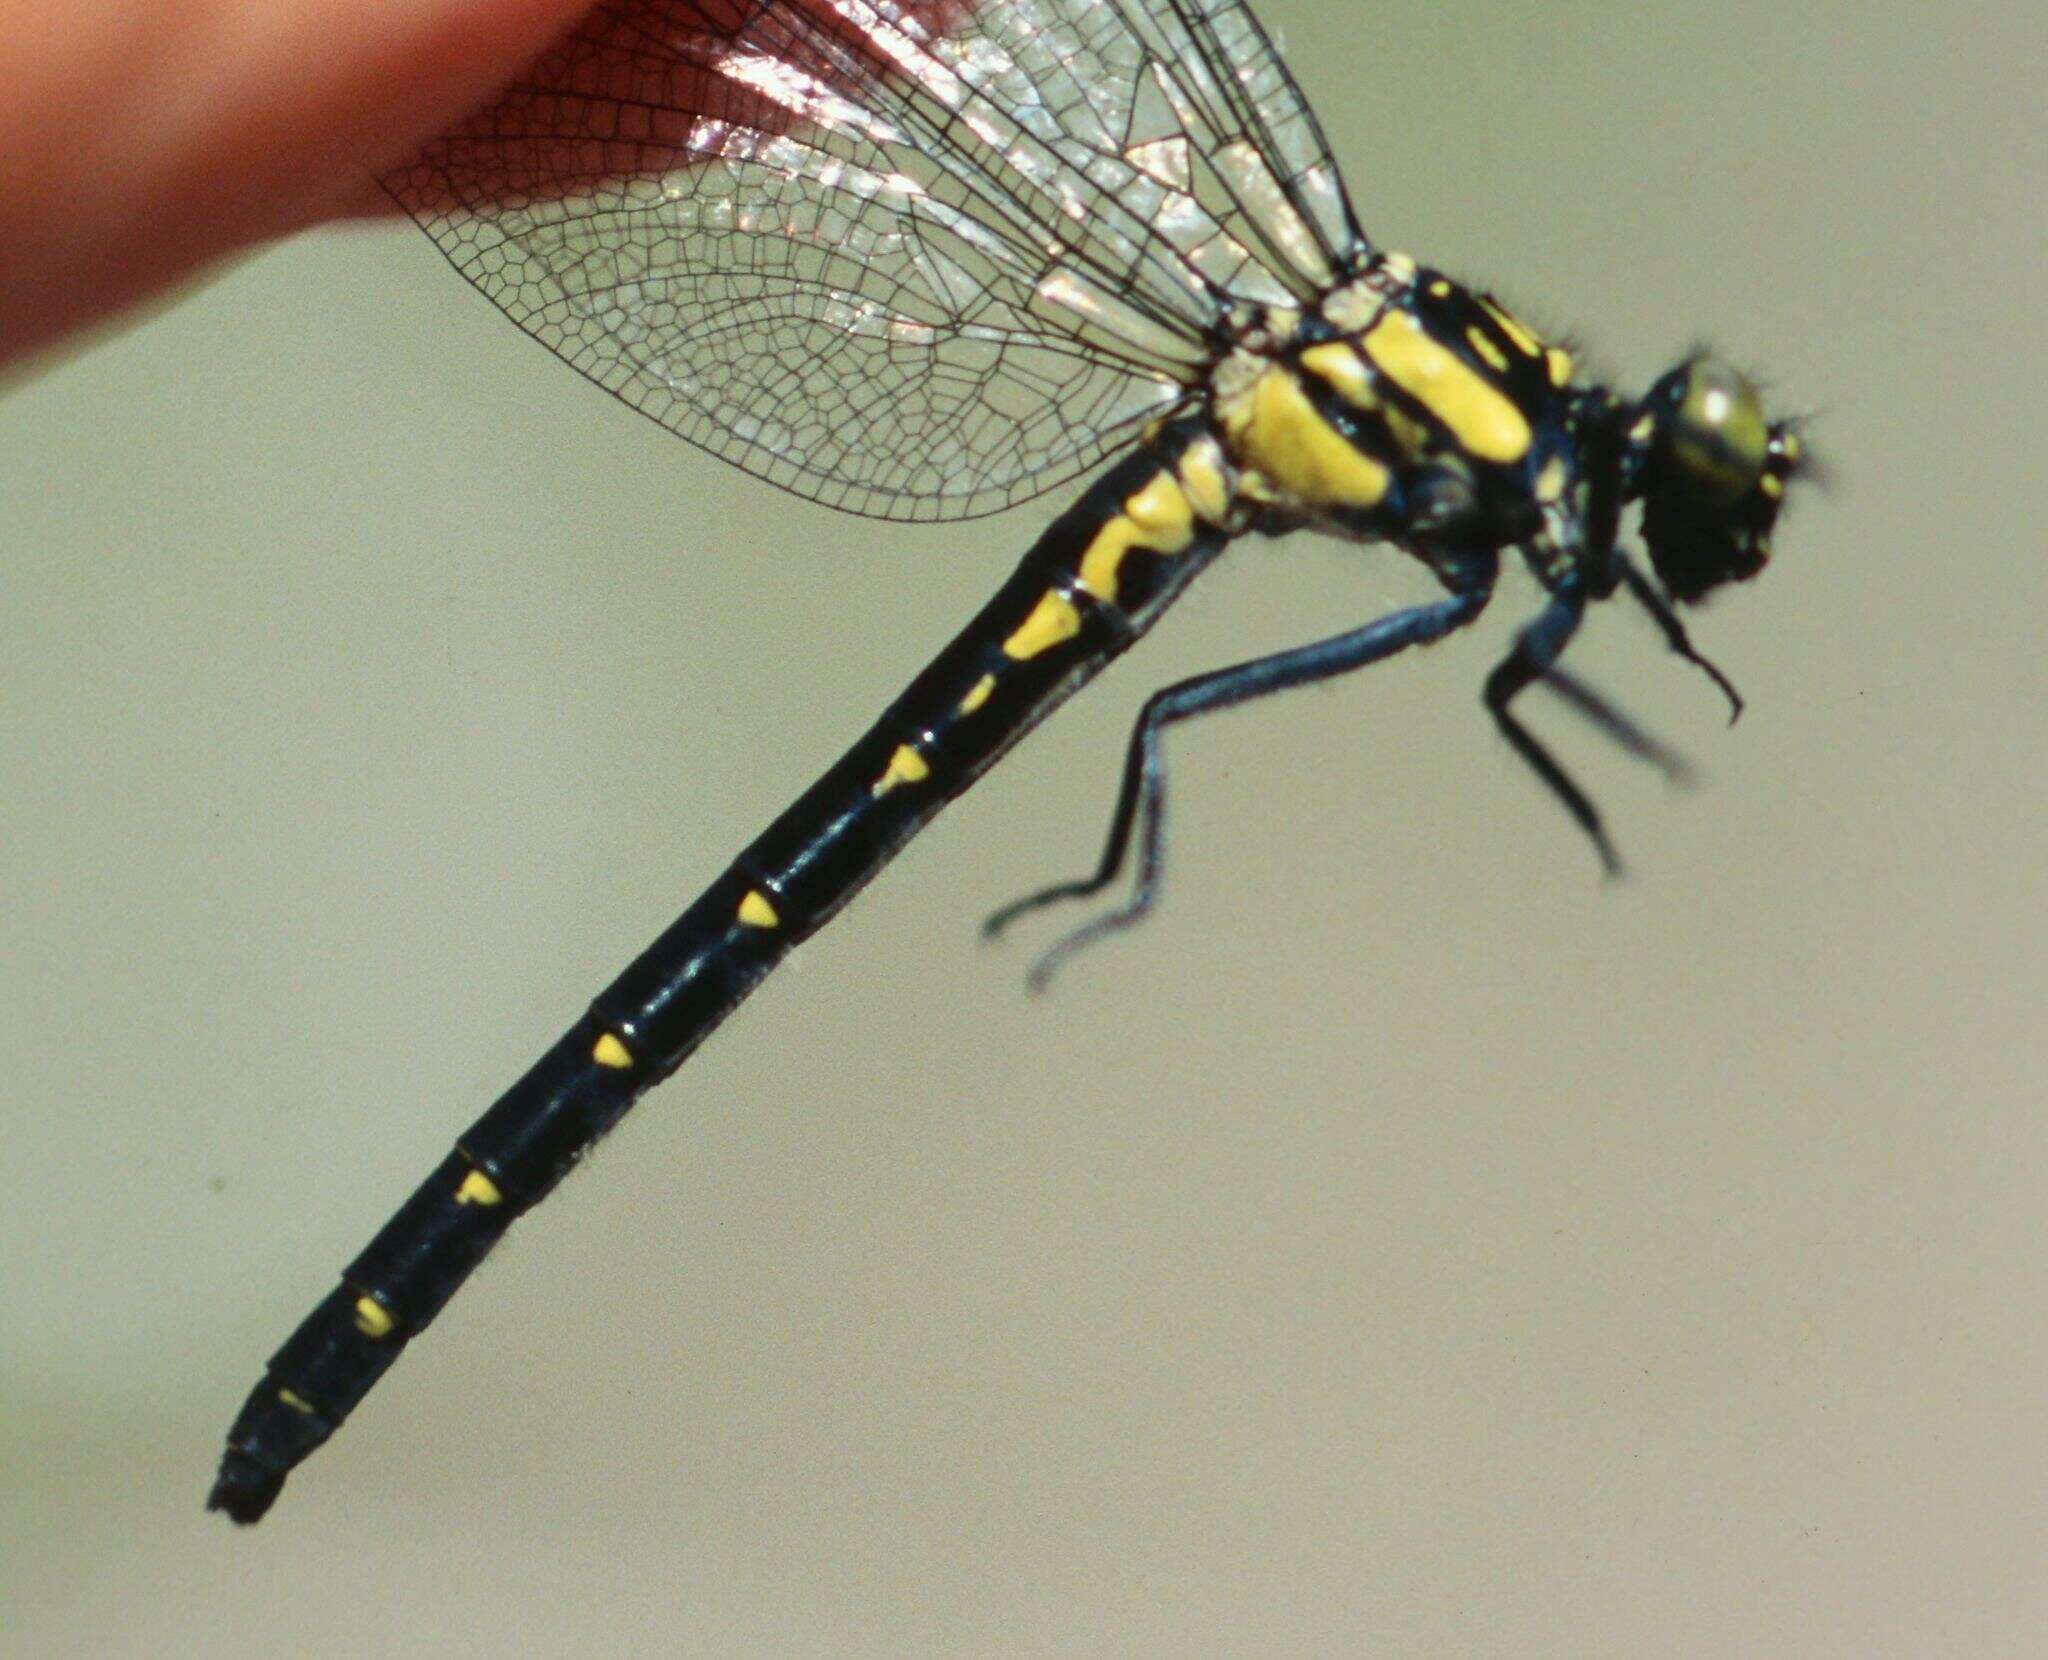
[
  {"left": 1635, "top": 355, "right": 1797, "bottom": 603},
  {"left": 1665, "top": 359, "right": 1771, "bottom": 505}
]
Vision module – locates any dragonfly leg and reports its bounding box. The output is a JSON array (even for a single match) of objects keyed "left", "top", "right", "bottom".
[
  {"left": 1616, "top": 550, "right": 1745, "bottom": 723},
  {"left": 990, "top": 582, "right": 1495, "bottom": 990},
  {"left": 1539, "top": 663, "right": 1695, "bottom": 785},
  {"left": 980, "top": 708, "right": 1148, "bottom": 943},
  {"left": 1484, "top": 580, "right": 1627, "bottom": 875}
]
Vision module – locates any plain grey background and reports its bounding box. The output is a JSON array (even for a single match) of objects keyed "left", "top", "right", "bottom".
[{"left": 4, "top": 0, "right": 2044, "bottom": 1652}]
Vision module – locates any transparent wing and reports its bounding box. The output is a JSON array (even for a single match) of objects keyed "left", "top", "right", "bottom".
[{"left": 387, "top": 0, "right": 1369, "bottom": 521}]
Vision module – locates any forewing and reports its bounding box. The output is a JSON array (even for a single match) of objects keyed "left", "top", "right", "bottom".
[{"left": 387, "top": 0, "right": 1369, "bottom": 521}]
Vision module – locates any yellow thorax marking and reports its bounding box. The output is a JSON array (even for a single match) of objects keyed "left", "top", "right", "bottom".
[
  {"left": 736, "top": 889, "right": 780, "bottom": 929},
  {"left": 1222, "top": 362, "right": 1390, "bottom": 511},
  {"left": 1546, "top": 347, "right": 1575, "bottom": 389},
  {"left": 591, "top": 1032, "right": 633, "bottom": 1069},
  {"left": 873, "top": 744, "right": 932, "bottom": 797},
  {"left": 957, "top": 673, "right": 996, "bottom": 716},
  {"left": 1298, "top": 341, "right": 1451, "bottom": 463},
  {"left": 1480, "top": 297, "right": 1544, "bottom": 359},
  {"left": 454, "top": 1169, "right": 502, "bottom": 1206},
  {"left": 1465, "top": 326, "right": 1510, "bottom": 374},
  {"left": 1297, "top": 341, "right": 1375, "bottom": 408},
  {"left": 1321, "top": 280, "right": 1381, "bottom": 334},
  {"left": 1361, "top": 310, "right": 1532, "bottom": 464},
  {"left": 1001, "top": 590, "right": 1082, "bottom": 660},
  {"left": 1176, "top": 438, "right": 1233, "bottom": 524},
  {"left": 1075, "top": 472, "right": 1196, "bottom": 605},
  {"left": 1377, "top": 399, "right": 1432, "bottom": 460}
]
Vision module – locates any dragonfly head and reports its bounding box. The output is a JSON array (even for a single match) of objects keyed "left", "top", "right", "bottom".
[{"left": 1624, "top": 357, "right": 1806, "bottom": 603}]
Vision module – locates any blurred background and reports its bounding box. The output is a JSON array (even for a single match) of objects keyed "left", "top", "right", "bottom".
[{"left": 4, "top": 0, "right": 2043, "bottom": 1652}]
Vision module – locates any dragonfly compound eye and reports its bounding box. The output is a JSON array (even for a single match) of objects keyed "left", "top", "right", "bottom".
[
  {"left": 1636, "top": 358, "right": 1803, "bottom": 603},
  {"left": 1663, "top": 359, "right": 1770, "bottom": 504}
]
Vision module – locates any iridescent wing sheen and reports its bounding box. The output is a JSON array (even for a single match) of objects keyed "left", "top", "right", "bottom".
[{"left": 386, "top": 0, "right": 1369, "bottom": 521}]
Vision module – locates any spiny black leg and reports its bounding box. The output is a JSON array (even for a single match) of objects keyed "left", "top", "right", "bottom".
[
  {"left": 1485, "top": 584, "right": 1623, "bottom": 876},
  {"left": 994, "top": 583, "right": 1495, "bottom": 989},
  {"left": 982, "top": 714, "right": 1149, "bottom": 942},
  {"left": 1012, "top": 704, "right": 1170, "bottom": 995},
  {"left": 1540, "top": 664, "right": 1695, "bottom": 785},
  {"left": 1617, "top": 552, "right": 1744, "bottom": 723}
]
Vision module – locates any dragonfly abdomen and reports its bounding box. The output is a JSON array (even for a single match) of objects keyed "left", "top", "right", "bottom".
[{"left": 210, "top": 424, "right": 1229, "bottom": 1522}]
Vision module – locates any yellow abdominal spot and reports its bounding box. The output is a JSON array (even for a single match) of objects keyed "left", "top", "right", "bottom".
[
  {"left": 958, "top": 673, "right": 996, "bottom": 716},
  {"left": 736, "top": 889, "right": 780, "bottom": 928},
  {"left": 873, "top": 744, "right": 931, "bottom": 797},
  {"left": 591, "top": 1032, "right": 633, "bottom": 1069},
  {"left": 1362, "top": 311, "right": 1532, "bottom": 464},
  {"left": 353, "top": 1297, "right": 395, "bottom": 1339},
  {"left": 1001, "top": 590, "right": 1082, "bottom": 660},
  {"left": 278, "top": 1389, "right": 315, "bottom": 1414},
  {"left": 1075, "top": 473, "right": 1196, "bottom": 604},
  {"left": 455, "top": 1169, "right": 502, "bottom": 1207},
  {"left": 1073, "top": 522, "right": 1138, "bottom": 605},
  {"left": 1123, "top": 472, "right": 1196, "bottom": 547},
  {"left": 1226, "top": 362, "right": 1389, "bottom": 511}
]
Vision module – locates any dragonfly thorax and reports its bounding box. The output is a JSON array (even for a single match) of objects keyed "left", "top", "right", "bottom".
[
  {"left": 1209, "top": 260, "right": 1582, "bottom": 557},
  {"left": 1208, "top": 260, "right": 1804, "bottom": 605}
]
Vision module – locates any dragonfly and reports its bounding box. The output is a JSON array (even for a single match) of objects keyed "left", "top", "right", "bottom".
[{"left": 211, "top": 0, "right": 1805, "bottom": 1522}]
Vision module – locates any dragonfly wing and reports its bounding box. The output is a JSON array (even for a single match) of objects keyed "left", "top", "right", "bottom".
[{"left": 386, "top": 0, "right": 1370, "bottom": 521}]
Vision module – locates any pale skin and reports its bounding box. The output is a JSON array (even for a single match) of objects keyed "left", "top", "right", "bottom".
[{"left": 0, "top": 0, "right": 589, "bottom": 366}]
